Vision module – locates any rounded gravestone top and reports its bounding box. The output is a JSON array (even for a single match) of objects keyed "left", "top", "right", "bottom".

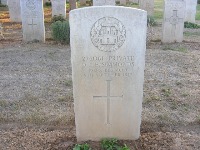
[{"left": 90, "top": 17, "right": 126, "bottom": 52}]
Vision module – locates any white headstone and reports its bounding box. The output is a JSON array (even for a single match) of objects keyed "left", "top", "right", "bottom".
[
  {"left": 70, "top": 6, "right": 147, "bottom": 141},
  {"left": 139, "top": 0, "right": 154, "bottom": 16},
  {"left": 7, "top": 0, "right": 21, "bottom": 22},
  {"left": 185, "top": 0, "right": 197, "bottom": 23},
  {"left": 51, "top": 0, "right": 66, "bottom": 18},
  {"left": 1, "top": 0, "right": 7, "bottom": 5},
  {"left": 162, "top": 0, "right": 186, "bottom": 43},
  {"left": 20, "top": 0, "right": 45, "bottom": 42},
  {"left": 93, "top": 0, "right": 115, "bottom": 6}
]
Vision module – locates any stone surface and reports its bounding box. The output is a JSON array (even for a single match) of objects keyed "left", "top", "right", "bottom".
[
  {"left": 93, "top": 0, "right": 115, "bottom": 6},
  {"left": 7, "top": 0, "right": 21, "bottom": 22},
  {"left": 139, "top": 0, "right": 154, "bottom": 16},
  {"left": 1, "top": 0, "right": 7, "bottom": 5},
  {"left": 51, "top": 0, "right": 66, "bottom": 18},
  {"left": 69, "top": 0, "right": 76, "bottom": 10},
  {"left": 185, "top": 0, "right": 197, "bottom": 23},
  {"left": 20, "top": 0, "right": 45, "bottom": 42},
  {"left": 162, "top": 0, "right": 186, "bottom": 43},
  {"left": 70, "top": 6, "right": 147, "bottom": 141}
]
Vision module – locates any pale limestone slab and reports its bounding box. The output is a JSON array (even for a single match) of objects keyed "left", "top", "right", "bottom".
[
  {"left": 93, "top": 0, "right": 115, "bottom": 6},
  {"left": 185, "top": 0, "right": 197, "bottom": 23},
  {"left": 51, "top": 0, "right": 66, "bottom": 18},
  {"left": 70, "top": 6, "right": 147, "bottom": 141},
  {"left": 162, "top": 0, "right": 185, "bottom": 43},
  {"left": 139, "top": 0, "right": 154, "bottom": 16},
  {"left": 7, "top": 0, "right": 21, "bottom": 22},
  {"left": 1, "top": 0, "right": 7, "bottom": 5},
  {"left": 20, "top": 0, "right": 45, "bottom": 42}
]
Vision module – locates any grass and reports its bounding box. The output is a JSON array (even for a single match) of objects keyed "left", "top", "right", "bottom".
[
  {"left": 0, "top": 92, "right": 74, "bottom": 125},
  {"left": 161, "top": 88, "right": 171, "bottom": 97},
  {"left": 162, "top": 45, "right": 188, "bottom": 53},
  {"left": 58, "top": 92, "right": 73, "bottom": 103},
  {"left": 184, "top": 31, "right": 200, "bottom": 37},
  {"left": 196, "top": 4, "right": 200, "bottom": 20},
  {"left": 154, "top": 0, "right": 164, "bottom": 20},
  {"left": 65, "top": 80, "right": 73, "bottom": 87}
]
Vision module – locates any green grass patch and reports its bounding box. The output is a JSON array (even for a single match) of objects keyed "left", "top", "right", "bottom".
[
  {"left": 184, "top": 22, "right": 200, "bottom": 29},
  {"left": 51, "top": 20, "right": 70, "bottom": 44},
  {"left": 162, "top": 45, "right": 187, "bottom": 53},
  {"left": 154, "top": 0, "right": 164, "bottom": 20},
  {"left": 184, "top": 31, "right": 200, "bottom": 36},
  {"left": 196, "top": 4, "right": 200, "bottom": 20},
  {"left": 73, "top": 143, "right": 91, "bottom": 150}
]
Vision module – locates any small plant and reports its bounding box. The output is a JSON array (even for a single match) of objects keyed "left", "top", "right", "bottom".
[
  {"left": 198, "top": 0, "right": 200, "bottom": 4},
  {"left": 73, "top": 143, "right": 91, "bottom": 150},
  {"left": 161, "top": 88, "right": 171, "bottom": 97},
  {"left": 65, "top": 80, "right": 73, "bottom": 87},
  {"left": 147, "top": 15, "right": 156, "bottom": 26},
  {"left": 184, "top": 22, "right": 200, "bottom": 29},
  {"left": 45, "top": 2, "right": 51, "bottom": 6},
  {"left": 52, "top": 15, "right": 66, "bottom": 23},
  {"left": 0, "top": 4, "right": 7, "bottom": 7},
  {"left": 118, "top": 144, "right": 130, "bottom": 150},
  {"left": 101, "top": 138, "right": 119, "bottom": 150},
  {"left": 51, "top": 20, "right": 70, "bottom": 44},
  {"left": 101, "top": 138, "right": 130, "bottom": 150}
]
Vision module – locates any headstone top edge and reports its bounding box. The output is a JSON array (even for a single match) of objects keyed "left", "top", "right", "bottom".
[{"left": 69, "top": 6, "right": 147, "bottom": 15}]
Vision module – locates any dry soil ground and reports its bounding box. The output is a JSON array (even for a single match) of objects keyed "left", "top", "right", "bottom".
[{"left": 0, "top": 5, "right": 200, "bottom": 150}]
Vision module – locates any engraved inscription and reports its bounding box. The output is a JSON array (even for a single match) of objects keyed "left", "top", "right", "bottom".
[
  {"left": 93, "top": 80, "right": 123, "bottom": 124},
  {"left": 90, "top": 17, "right": 126, "bottom": 52},
  {"left": 26, "top": 0, "right": 36, "bottom": 10},
  {"left": 82, "top": 56, "right": 134, "bottom": 78},
  {"left": 165, "top": 10, "right": 184, "bottom": 25}
]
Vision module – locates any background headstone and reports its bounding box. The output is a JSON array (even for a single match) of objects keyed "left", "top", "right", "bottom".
[
  {"left": 185, "top": 0, "right": 197, "bottom": 23},
  {"left": 69, "top": 0, "right": 76, "bottom": 10},
  {"left": 93, "top": 0, "right": 115, "bottom": 6},
  {"left": 20, "top": 0, "right": 45, "bottom": 42},
  {"left": 7, "top": 0, "right": 21, "bottom": 22},
  {"left": 51, "top": 0, "right": 66, "bottom": 18},
  {"left": 70, "top": 6, "right": 147, "bottom": 141},
  {"left": 1, "top": 0, "right": 7, "bottom": 5},
  {"left": 139, "top": 0, "right": 154, "bottom": 16},
  {"left": 162, "top": 0, "right": 186, "bottom": 43}
]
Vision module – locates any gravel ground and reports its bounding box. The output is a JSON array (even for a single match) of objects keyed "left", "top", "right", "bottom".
[{"left": 0, "top": 22, "right": 200, "bottom": 149}]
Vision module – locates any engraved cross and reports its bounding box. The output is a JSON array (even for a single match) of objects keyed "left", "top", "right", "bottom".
[
  {"left": 28, "top": 19, "right": 37, "bottom": 30},
  {"left": 93, "top": 80, "right": 123, "bottom": 125},
  {"left": 165, "top": 10, "right": 183, "bottom": 37}
]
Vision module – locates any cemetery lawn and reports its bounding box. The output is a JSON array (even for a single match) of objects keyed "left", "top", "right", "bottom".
[{"left": 0, "top": 3, "right": 200, "bottom": 150}]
